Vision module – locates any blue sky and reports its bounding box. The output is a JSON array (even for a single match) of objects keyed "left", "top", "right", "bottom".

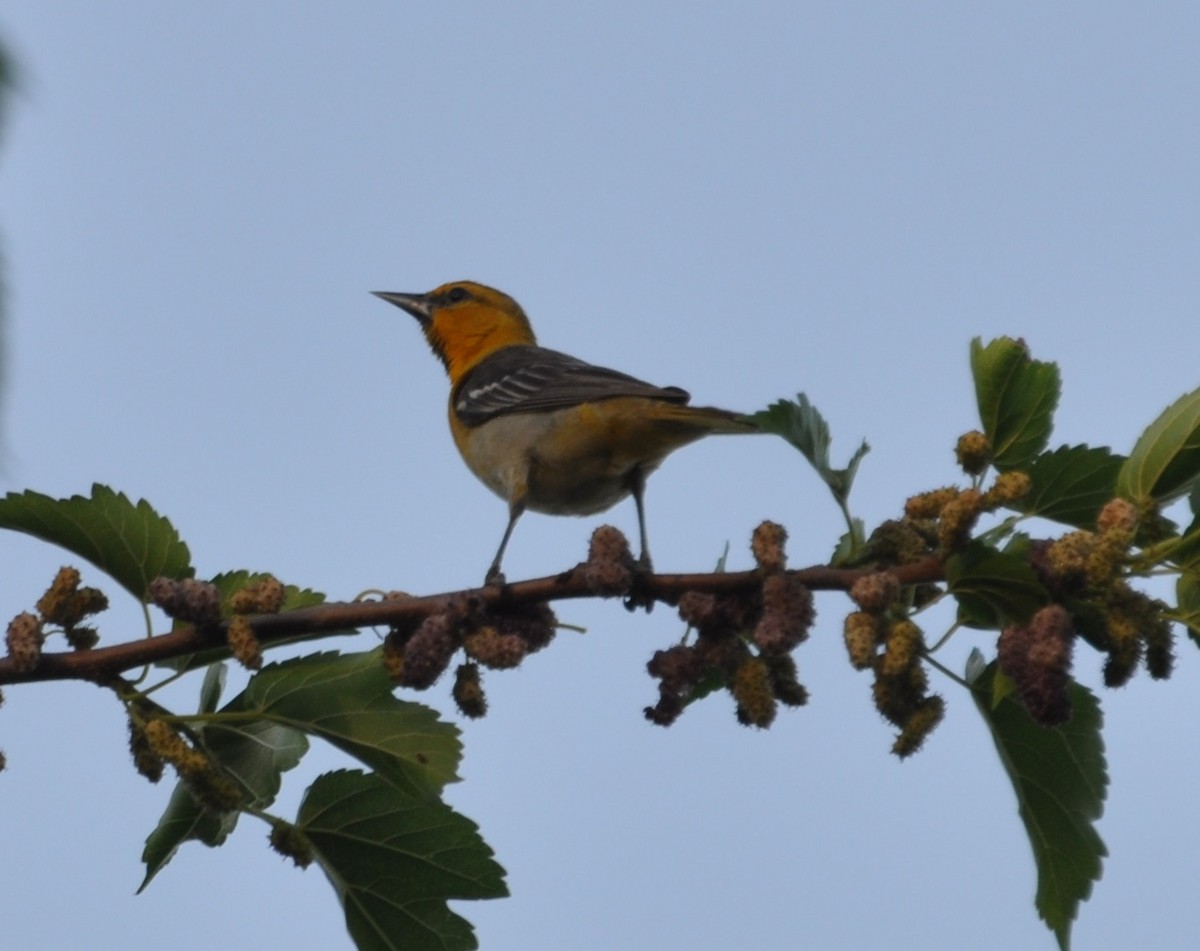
[{"left": 2, "top": 4, "right": 1198, "bottom": 949}]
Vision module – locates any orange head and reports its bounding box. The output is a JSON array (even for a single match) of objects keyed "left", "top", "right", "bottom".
[{"left": 373, "top": 281, "right": 537, "bottom": 381}]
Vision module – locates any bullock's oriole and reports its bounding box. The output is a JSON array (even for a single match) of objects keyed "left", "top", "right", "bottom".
[{"left": 374, "top": 281, "right": 756, "bottom": 583}]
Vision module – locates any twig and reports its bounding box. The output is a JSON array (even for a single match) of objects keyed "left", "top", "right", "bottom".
[{"left": 0, "top": 556, "right": 944, "bottom": 686}]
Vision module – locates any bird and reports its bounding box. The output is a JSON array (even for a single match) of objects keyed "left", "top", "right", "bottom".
[{"left": 373, "top": 281, "right": 756, "bottom": 584}]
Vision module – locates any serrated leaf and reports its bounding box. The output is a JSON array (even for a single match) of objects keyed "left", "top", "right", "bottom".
[
  {"left": 968, "top": 656, "right": 1107, "bottom": 951},
  {"left": 209, "top": 570, "right": 328, "bottom": 612},
  {"left": 225, "top": 649, "right": 460, "bottom": 795},
  {"left": 748, "top": 394, "right": 869, "bottom": 505},
  {"left": 1117, "top": 385, "right": 1200, "bottom": 504},
  {"left": 971, "top": 338, "right": 1061, "bottom": 469},
  {"left": 946, "top": 542, "right": 1049, "bottom": 628},
  {"left": 298, "top": 769, "right": 507, "bottom": 951},
  {"left": 140, "top": 781, "right": 239, "bottom": 892},
  {"left": 140, "top": 667, "right": 309, "bottom": 890},
  {"left": 140, "top": 717, "right": 309, "bottom": 890},
  {"left": 1020, "top": 445, "right": 1124, "bottom": 529},
  {"left": 0, "top": 484, "right": 192, "bottom": 599}
]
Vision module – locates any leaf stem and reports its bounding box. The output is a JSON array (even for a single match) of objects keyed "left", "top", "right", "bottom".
[
  {"left": 921, "top": 652, "right": 973, "bottom": 691},
  {"left": 926, "top": 621, "right": 962, "bottom": 655}
]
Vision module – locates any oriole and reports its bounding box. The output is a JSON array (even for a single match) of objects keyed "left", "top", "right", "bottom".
[{"left": 374, "top": 281, "right": 756, "bottom": 583}]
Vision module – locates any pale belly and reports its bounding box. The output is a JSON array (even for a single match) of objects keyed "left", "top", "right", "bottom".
[{"left": 456, "top": 407, "right": 680, "bottom": 516}]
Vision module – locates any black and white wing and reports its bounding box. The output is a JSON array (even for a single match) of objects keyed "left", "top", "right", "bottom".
[{"left": 454, "top": 345, "right": 690, "bottom": 426}]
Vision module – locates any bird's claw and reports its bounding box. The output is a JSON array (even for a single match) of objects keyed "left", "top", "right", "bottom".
[{"left": 623, "top": 556, "right": 656, "bottom": 613}]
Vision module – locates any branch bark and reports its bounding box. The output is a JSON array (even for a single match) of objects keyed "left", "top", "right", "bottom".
[{"left": 0, "top": 556, "right": 945, "bottom": 686}]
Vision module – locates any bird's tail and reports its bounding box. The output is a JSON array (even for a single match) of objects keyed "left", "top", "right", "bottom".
[{"left": 658, "top": 403, "right": 760, "bottom": 435}]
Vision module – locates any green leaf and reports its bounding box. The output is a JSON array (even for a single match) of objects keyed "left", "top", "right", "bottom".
[
  {"left": 830, "top": 517, "right": 867, "bottom": 567},
  {"left": 206, "top": 719, "right": 309, "bottom": 806},
  {"left": 682, "top": 667, "right": 727, "bottom": 707},
  {"left": 140, "top": 717, "right": 309, "bottom": 890},
  {"left": 1175, "top": 573, "right": 1200, "bottom": 648},
  {"left": 198, "top": 662, "right": 227, "bottom": 714},
  {"left": 298, "top": 769, "right": 507, "bottom": 951},
  {"left": 140, "top": 664, "right": 309, "bottom": 891},
  {"left": 1019, "top": 445, "right": 1124, "bottom": 529},
  {"left": 0, "top": 484, "right": 192, "bottom": 599},
  {"left": 968, "top": 654, "right": 1107, "bottom": 951},
  {"left": 209, "top": 570, "right": 328, "bottom": 612},
  {"left": 1163, "top": 523, "right": 1200, "bottom": 574},
  {"left": 140, "top": 782, "right": 239, "bottom": 892},
  {"left": 971, "top": 338, "right": 1061, "bottom": 469},
  {"left": 224, "top": 649, "right": 461, "bottom": 795},
  {"left": 1189, "top": 482, "right": 1200, "bottom": 521},
  {"left": 1117, "top": 385, "right": 1200, "bottom": 504},
  {"left": 946, "top": 542, "right": 1049, "bottom": 628},
  {"left": 748, "top": 394, "right": 869, "bottom": 506}
]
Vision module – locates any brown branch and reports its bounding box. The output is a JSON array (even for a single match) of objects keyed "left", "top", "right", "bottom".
[{"left": 0, "top": 556, "right": 945, "bottom": 687}]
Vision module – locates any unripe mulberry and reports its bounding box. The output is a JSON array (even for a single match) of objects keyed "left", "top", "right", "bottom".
[
  {"left": 229, "top": 575, "right": 286, "bottom": 615},
  {"left": 1096, "top": 498, "right": 1137, "bottom": 535},
  {"left": 905, "top": 487, "right": 959, "bottom": 520},
  {"left": 5, "top": 612, "right": 43, "bottom": 671},
  {"left": 148, "top": 577, "right": 222, "bottom": 627},
  {"left": 843, "top": 612, "right": 879, "bottom": 670},
  {"left": 892, "top": 695, "right": 946, "bottom": 758},
  {"left": 997, "top": 605, "right": 1075, "bottom": 726},
  {"left": 583, "top": 525, "right": 635, "bottom": 595},
  {"left": 955, "top": 430, "right": 991, "bottom": 475},
  {"left": 985, "top": 470, "right": 1031, "bottom": 507},
  {"left": 849, "top": 572, "right": 899, "bottom": 613},
  {"left": 463, "top": 626, "right": 528, "bottom": 669},
  {"left": 937, "top": 489, "right": 984, "bottom": 551},
  {"left": 393, "top": 613, "right": 457, "bottom": 689},
  {"left": 733, "top": 657, "right": 777, "bottom": 728},
  {"left": 880, "top": 620, "right": 922, "bottom": 678},
  {"left": 129, "top": 718, "right": 165, "bottom": 783},
  {"left": 750, "top": 520, "right": 788, "bottom": 574},
  {"left": 226, "top": 615, "right": 263, "bottom": 670},
  {"left": 753, "top": 574, "right": 814, "bottom": 654},
  {"left": 270, "top": 821, "right": 314, "bottom": 869},
  {"left": 452, "top": 663, "right": 488, "bottom": 719}
]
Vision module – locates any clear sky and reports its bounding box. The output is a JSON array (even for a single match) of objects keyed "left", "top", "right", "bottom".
[{"left": 2, "top": 4, "right": 1198, "bottom": 950}]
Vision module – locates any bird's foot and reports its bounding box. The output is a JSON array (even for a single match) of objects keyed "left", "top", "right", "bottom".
[{"left": 623, "top": 554, "right": 656, "bottom": 613}]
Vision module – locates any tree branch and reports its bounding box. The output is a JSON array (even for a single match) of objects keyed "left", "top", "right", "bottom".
[{"left": 0, "top": 556, "right": 945, "bottom": 687}]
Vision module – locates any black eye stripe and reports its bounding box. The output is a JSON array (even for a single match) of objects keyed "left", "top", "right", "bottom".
[{"left": 445, "top": 286, "right": 469, "bottom": 304}]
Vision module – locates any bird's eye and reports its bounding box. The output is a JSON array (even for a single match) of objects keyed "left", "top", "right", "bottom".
[{"left": 445, "top": 286, "right": 469, "bottom": 304}]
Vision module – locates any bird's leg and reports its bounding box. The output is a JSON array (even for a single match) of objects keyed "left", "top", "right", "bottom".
[
  {"left": 631, "top": 468, "right": 652, "bottom": 572},
  {"left": 625, "top": 469, "right": 656, "bottom": 612},
  {"left": 485, "top": 499, "right": 525, "bottom": 586}
]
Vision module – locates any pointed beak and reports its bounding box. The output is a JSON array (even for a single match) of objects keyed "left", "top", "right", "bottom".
[{"left": 371, "top": 291, "right": 432, "bottom": 324}]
